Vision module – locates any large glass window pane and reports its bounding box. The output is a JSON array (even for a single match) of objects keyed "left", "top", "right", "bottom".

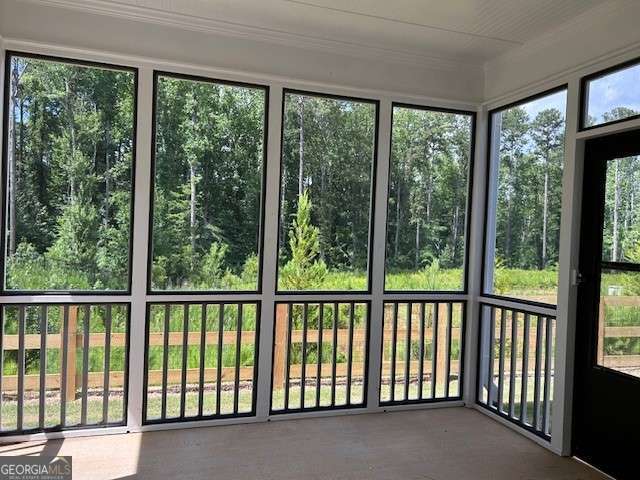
[
  {"left": 484, "top": 89, "right": 567, "bottom": 305},
  {"left": 583, "top": 61, "right": 640, "bottom": 128},
  {"left": 277, "top": 91, "right": 377, "bottom": 292},
  {"left": 150, "top": 74, "right": 266, "bottom": 291},
  {"left": 602, "top": 156, "right": 640, "bottom": 263},
  {"left": 385, "top": 105, "right": 473, "bottom": 291},
  {"left": 3, "top": 54, "right": 135, "bottom": 291}
]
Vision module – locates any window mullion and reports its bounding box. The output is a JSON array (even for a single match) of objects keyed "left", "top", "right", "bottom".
[
  {"left": 255, "top": 84, "right": 283, "bottom": 419},
  {"left": 127, "top": 65, "right": 154, "bottom": 432},
  {"left": 366, "top": 98, "right": 392, "bottom": 410}
]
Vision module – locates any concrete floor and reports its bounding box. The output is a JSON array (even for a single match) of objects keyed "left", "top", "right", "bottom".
[{"left": 0, "top": 408, "right": 606, "bottom": 480}]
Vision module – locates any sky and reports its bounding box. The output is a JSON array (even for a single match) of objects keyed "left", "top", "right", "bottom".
[
  {"left": 586, "top": 64, "right": 640, "bottom": 124},
  {"left": 522, "top": 90, "right": 567, "bottom": 119}
]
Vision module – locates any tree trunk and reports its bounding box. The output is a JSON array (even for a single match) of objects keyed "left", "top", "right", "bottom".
[
  {"left": 414, "top": 220, "right": 420, "bottom": 269},
  {"left": 505, "top": 159, "right": 513, "bottom": 259},
  {"left": 298, "top": 97, "right": 305, "bottom": 197},
  {"left": 612, "top": 158, "right": 620, "bottom": 262},
  {"left": 452, "top": 204, "right": 460, "bottom": 259},
  {"left": 7, "top": 62, "right": 19, "bottom": 256},
  {"left": 104, "top": 124, "right": 112, "bottom": 228},
  {"left": 190, "top": 161, "right": 197, "bottom": 257},
  {"left": 64, "top": 78, "right": 77, "bottom": 202},
  {"left": 394, "top": 180, "right": 401, "bottom": 259},
  {"left": 541, "top": 168, "right": 549, "bottom": 269}
]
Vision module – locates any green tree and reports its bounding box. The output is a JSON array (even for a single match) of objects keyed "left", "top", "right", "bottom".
[{"left": 280, "top": 190, "right": 328, "bottom": 290}]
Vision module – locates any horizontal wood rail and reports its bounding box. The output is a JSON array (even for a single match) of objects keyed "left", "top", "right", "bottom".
[{"left": 598, "top": 296, "right": 640, "bottom": 366}]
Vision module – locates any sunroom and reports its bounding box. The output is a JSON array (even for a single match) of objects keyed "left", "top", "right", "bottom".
[{"left": 0, "top": 1, "right": 639, "bottom": 479}]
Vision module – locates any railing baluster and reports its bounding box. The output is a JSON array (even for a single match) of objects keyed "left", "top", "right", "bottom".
[
  {"left": 389, "top": 302, "right": 398, "bottom": 403},
  {"left": 60, "top": 306, "right": 69, "bottom": 427},
  {"left": 216, "top": 304, "right": 224, "bottom": 416},
  {"left": 316, "top": 303, "right": 324, "bottom": 408},
  {"left": 39, "top": 306, "right": 47, "bottom": 430},
  {"left": 445, "top": 303, "right": 453, "bottom": 399},
  {"left": 432, "top": 302, "right": 439, "bottom": 399},
  {"left": 497, "top": 308, "right": 506, "bottom": 413},
  {"left": 508, "top": 310, "right": 518, "bottom": 418},
  {"left": 404, "top": 303, "right": 412, "bottom": 401},
  {"left": 180, "top": 304, "right": 189, "bottom": 419},
  {"left": 102, "top": 305, "right": 112, "bottom": 424},
  {"left": 346, "top": 302, "right": 355, "bottom": 405},
  {"left": 198, "top": 304, "right": 207, "bottom": 417},
  {"left": 487, "top": 306, "right": 495, "bottom": 407},
  {"left": 161, "top": 305, "right": 170, "bottom": 420},
  {"left": 520, "top": 313, "right": 530, "bottom": 424},
  {"left": 543, "top": 316, "right": 553, "bottom": 435},
  {"left": 417, "top": 302, "right": 425, "bottom": 400},
  {"left": 233, "top": 304, "right": 243, "bottom": 414},
  {"left": 532, "top": 315, "right": 543, "bottom": 430},
  {"left": 17, "top": 306, "right": 25, "bottom": 432},
  {"left": 300, "top": 304, "right": 308, "bottom": 408},
  {"left": 81, "top": 305, "right": 90, "bottom": 425},
  {"left": 331, "top": 303, "right": 338, "bottom": 407},
  {"left": 284, "top": 304, "right": 293, "bottom": 410}
]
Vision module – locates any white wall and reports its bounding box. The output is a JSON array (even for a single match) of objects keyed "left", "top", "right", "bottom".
[{"left": 0, "top": 0, "right": 484, "bottom": 103}]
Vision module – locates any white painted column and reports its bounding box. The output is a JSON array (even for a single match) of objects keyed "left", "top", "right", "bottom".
[
  {"left": 366, "top": 98, "right": 392, "bottom": 410},
  {"left": 255, "top": 84, "right": 283, "bottom": 419},
  {"left": 551, "top": 76, "right": 582, "bottom": 455},
  {"left": 463, "top": 106, "right": 488, "bottom": 405},
  {"left": 127, "top": 65, "right": 154, "bottom": 432}
]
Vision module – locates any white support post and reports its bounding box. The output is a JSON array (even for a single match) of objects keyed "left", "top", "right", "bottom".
[
  {"left": 463, "top": 106, "right": 488, "bottom": 405},
  {"left": 255, "top": 84, "right": 283, "bottom": 420},
  {"left": 366, "top": 98, "right": 392, "bottom": 410},
  {"left": 551, "top": 77, "right": 582, "bottom": 455},
  {"left": 127, "top": 65, "right": 154, "bottom": 432}
]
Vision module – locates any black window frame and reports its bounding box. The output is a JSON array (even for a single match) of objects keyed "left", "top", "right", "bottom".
[
  {"left": 481, "top": 84, "right": 569, "bottom": 310},
  {"left": 383, "top": 102, "right": 477, "bottom": 294},
  {"left": 1, "top": 50, "right": 139, "bottom": 296},
  {"left": 275, "top": 88, "right": 380, "bottom": 295},
  {"left": 579, "top": 55, "right": 640, "bottom": 132},
  {"left": 146, "top": 70, "right": 270, "bottom": 295}
]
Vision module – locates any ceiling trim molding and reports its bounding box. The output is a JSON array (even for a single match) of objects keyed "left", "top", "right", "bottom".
[
  {"left": 485, "top": 0, "right": 630, "bottom": 70},
  {"left": 483, "top": 39, "right": 640, "bottom": 109},
  {"left": 24, "top": 0, "right": 484, "bottom": 73},
  {"left": 3, "top": 36, "right": 483, "bottom": 107}
]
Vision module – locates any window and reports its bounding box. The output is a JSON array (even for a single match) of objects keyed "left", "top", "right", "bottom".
[
  {"left": 483, "top": 89, "right": 567, "bottom": 306},
  {"left": 582, "top": 59, "right": 640, "bottom": 129},
  {"left": 385, "top": 105, "right": 474, "bottom": 291},
  {"left": 2, "top": 53, "right": 136, "bottom": 292},
  {"left": 149, "top": 73, "right": 267, "bottom": 292},
  {"left": 277, "top": 91, "right": 377, "bottom": 292}
]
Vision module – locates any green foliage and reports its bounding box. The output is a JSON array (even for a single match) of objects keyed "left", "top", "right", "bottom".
[
  {"left": 6, "top": 56, "right": 134, "bottom": 291},
  {"left": 198, "top": 242, "right": 228, "bottom": 288},
  {"left": 280, "top": 190, "right": 328, "bottom": 290}
]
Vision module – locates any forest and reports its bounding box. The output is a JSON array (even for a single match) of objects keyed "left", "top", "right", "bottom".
[{"left": 4, "top": 56, "right": 640, "bottom": 299}]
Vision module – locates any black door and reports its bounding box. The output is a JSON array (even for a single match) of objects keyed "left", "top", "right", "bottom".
[{"left": 574, "top": 129, "right": 640, "bottom": 480}]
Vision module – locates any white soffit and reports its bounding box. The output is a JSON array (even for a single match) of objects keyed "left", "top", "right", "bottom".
[{"left": 23, "top": 0, "right": 606, "bottom": 69}]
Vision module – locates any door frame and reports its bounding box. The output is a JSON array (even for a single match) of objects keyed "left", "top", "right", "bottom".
[{"left": 572, "top": 127, "right": 640, "bottom": 478}]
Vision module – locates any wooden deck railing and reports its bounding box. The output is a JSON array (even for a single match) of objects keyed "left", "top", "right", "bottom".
[{"left": 3, "top": 296, "right": 639, "bottom": 394}]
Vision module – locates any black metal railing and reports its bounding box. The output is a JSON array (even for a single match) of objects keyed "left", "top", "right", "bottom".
[
  {"left": 0, "top": 303, "right": 129, "bottom": 435},
  {"left": 270, "top": 301, "right": 370, "bottom": 413},
  {"left": 143, "top": 302, "right": 259, "bottom": 424},
  {"left": 380, "top": 301, "right": 465, "bottom": 405},
  {"left": 477, "top": 303, "right": 555, "bottom": 438}
]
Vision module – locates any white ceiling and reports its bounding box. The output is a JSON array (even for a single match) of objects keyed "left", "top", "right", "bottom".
[{"left": 66, "top": 0, "right": 609, "bottom": 65}]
